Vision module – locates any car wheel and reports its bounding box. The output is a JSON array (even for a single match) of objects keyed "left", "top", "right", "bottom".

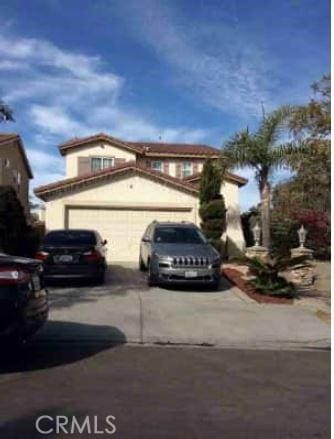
[
  {"left": 147, "top": 260, "right": 157, "bottom": 287},
  {"left": 139, "top": 254, "right": 146, "bottom": 271}
]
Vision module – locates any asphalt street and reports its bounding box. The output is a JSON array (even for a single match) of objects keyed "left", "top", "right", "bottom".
[{"left": 0, "top": 343, "right": 330, "bottom": 438}]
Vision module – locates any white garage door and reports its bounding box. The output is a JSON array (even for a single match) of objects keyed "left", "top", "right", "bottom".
[{"left": 66, "top": 206, "right": 195, "bottom": 262}]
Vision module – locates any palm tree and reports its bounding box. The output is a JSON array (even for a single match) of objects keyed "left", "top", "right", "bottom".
[
  {"left": 223, "top": 106, "right": 305, "bottom": 249},
  {"left": 0, "top": 99, "right": 14, "bottom": 122}
]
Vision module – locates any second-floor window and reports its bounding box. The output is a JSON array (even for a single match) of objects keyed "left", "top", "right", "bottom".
[
  {"left": 151, "top": 160, "right": 163, "bottom": 172},
  {"left": 91, "top": 157, "right": 114, "bottom": 172},
  {"left": 181, "top": 161, "right": 192, "bottom": 178}
]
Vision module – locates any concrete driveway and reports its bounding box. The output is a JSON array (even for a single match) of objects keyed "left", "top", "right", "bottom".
[{"left": 37, "top": 263, "right": 330, "bottom": 350}]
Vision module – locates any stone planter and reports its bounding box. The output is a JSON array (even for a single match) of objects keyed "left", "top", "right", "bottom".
[
  {"left": 290, "top": 246, "right": 315, "bottom": 293},
  {"left": 245, "top": 245, "right": 269, "bottom": 262}
]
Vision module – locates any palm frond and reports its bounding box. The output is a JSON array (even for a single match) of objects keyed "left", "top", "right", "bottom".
[
  {"left": 223, "top": 130, "right": 264, "bottom": 169},
  {"left": 256, "top": 105, "right": 295, "bottom": 148},
  {"left": 269, "top": 140, "right": 311, "bottom": 168},
  {"left": 0, "top": 100, "right": 14, "bottom": 122}
]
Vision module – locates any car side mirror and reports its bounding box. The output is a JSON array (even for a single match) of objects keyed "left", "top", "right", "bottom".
[
  {"left": 142, "top": 236, "right": 151, "bottom": 243},
  {"left": 103, "top": 239, "right": 108, "bottom": 245}
]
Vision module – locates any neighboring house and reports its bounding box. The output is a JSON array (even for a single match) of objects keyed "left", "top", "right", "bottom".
[
  {"left": 35, "top": 133, "right": 247, "bottom": 261},
  {"left": 0, "top": 133, "right": 33, "bottom": 218}
]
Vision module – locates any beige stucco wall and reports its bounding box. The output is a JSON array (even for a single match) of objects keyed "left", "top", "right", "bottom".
[
  {"left": 42, "top": 172, "right": 245, "bottom": 260},
  {"left": 44, "top": 173, "right": 199, "bottom": 231},
  {"left": 65, "top": 141, "right": 136, "bottom": 177},
  {"left": 220, "top": 180, "right": 245, "bottom": 256}
]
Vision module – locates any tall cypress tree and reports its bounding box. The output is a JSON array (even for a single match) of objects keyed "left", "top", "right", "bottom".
[
  {"left": 199, "top": 160, "right": 226, "bottom": 253},
  {"left": 199, "top": 160, "right": 222, "bottom": 204}
]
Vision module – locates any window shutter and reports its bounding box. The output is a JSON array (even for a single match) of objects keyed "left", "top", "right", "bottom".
[
  {"left": 146, "top": 160, "right": 151, "bottom": 168},
  {"left": 114, "top": 158, "right": 126, "bottom": 167},
  {"left": 163, "top": 161, "right": 169, "bottom": 174},
  {"left": 193, "top": 162, "right": 199, "bottom": 175},
  {"left": 176, "top": 162, "right": 182, "bottom": 178},
  {"left": 78, "top": 157, "right": 92, "bottom": 176}
]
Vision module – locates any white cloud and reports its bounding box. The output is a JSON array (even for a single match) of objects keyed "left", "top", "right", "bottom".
[
  {"left": 0, "top": 31, "right": 212, "bottom": 192},
  {"left": 31, "top": 106, "right": 85, "bottom": 136},
  {"left": 27, "top": 148, "right": 63, "bottom": 171},
  {"left": 26, "top": 148, "right": 65, "bottom": 200},
  {"left": 115, "top": 0, "right": 273, "bottom": 117},
  {"left": 0, "top": 34, "right": 122, "bottom": 106}
]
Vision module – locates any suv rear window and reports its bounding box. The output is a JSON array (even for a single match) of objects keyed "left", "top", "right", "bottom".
[
  {"left": 153, "top": 227, "right": 205, "bottom": 244},
  {"left": 43, "top": 231, "right": 96, "bottom": 246}
]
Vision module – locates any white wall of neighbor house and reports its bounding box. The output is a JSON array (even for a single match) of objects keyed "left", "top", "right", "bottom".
[
  {"left": 65, "top": 142, "right": 136, "bottom": 177},
  {"left": 220, "top": 180, "right": 245, "bottom": 255}
]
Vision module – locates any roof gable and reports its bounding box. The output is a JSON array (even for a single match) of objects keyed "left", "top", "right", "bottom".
[
  {"left": 185, "top": 171, "right": 247, "bottom": 187},
  {"left": 35, "top": 161, "right": 199, "bottom": 201},
  {"left": 59, "top": 133, "right": 142, "bottom": 156}
]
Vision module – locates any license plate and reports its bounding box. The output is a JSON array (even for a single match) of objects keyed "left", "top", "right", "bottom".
[
  {"left": 31, "top": 274, "right": 41, "bottom": 290},
  {"left": 54, "top": 255, "right": 73, "bottom": 263},
  {"left": 185, "top": 270, "right": 198, "bottom": 278}
]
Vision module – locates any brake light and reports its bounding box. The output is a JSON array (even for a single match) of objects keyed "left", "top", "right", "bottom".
[
  {"left": 35, "top": 251, "right": 49, "bottom": 261},
  {"left": 83, "top": 250, "right": 103, "bottom": 262},
  {"left": 0, "top": 268, "right": 30, "bottom": 285}
]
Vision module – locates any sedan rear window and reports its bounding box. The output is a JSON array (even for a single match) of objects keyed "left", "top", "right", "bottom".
[
  {"left": 153, "top": 227, "right": 205, "bottom": 244},
  {"left": 43, "top": 231, "right": 96, "bottom": 246}
]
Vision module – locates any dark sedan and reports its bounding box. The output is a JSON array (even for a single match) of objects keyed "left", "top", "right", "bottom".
[
  {"left": 0, "top": 253, "right": 48, "bottom": 342},
  {"left": 36, "top": 229, "right": 107, "bottom": 284}
]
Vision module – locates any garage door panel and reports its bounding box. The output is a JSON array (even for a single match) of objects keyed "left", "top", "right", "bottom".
[{"left": 67, "top": 207, "right": 194, "bottom": 262}]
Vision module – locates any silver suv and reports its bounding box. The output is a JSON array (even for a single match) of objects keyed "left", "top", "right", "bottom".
[{"left": 139, "top": 221, "right": 221, "bottom": 289}]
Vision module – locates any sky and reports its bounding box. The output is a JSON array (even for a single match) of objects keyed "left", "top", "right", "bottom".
[{"left": 0, "top": 0, "right": 330, "bottom": 210}]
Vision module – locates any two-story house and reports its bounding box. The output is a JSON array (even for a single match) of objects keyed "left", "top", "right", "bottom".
[
  {"left": 35, "top": 133, "right": 247, "bottom": 261},
  {"left": 0, "top": 133, "right": 33, "bottom": 219}
]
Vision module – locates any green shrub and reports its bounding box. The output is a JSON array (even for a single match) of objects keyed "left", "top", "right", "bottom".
[
  {"left": 242, "top": 255, "right": 311, "bottom": 298},
  {"left": 0, "top": 186, "right": 27, "bottom": 255},
  {"left": 270, "top": 213, "right": 299, "bottom": 257},
  {"left": 198, "top": 160, "right": 227, "bottom": 254},
  {"left": 199, "top": 199, "right": 226, "bottom": 250},
  {"left": 199, "top": 159, "right": 222, "bottom": 204},
  {"left": 199, "top": 199, "right": 226, "bottom": 221},
  {"left": 271, "top": 209, "right": 330, "bottom": 260},
  {"left": 241, "top": 206, "right": 260, "bottom": 247},
  {"left": 0, "top": 186, "right": 42, "bottom": 257}
]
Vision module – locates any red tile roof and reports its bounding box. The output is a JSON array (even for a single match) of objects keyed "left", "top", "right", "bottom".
[
  {"left": 127, "top": 141, "right": 220, "bottom": 157},
  {"left": 0, "top": 133, "right": 33, "bottom": 178},
  {"left": 58, "top": 133, "right": 220, "bottom": 158},
  {"left": 184, "top": 171, "right": 247, "bottom": 187},
  {"left": 34, "top": 161, "right": 199, "bottom": 200}
]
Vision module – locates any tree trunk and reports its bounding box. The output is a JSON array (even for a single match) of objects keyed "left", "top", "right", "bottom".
[{"left": 260, "top": 179, "right": 271, "bottom": 249}]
